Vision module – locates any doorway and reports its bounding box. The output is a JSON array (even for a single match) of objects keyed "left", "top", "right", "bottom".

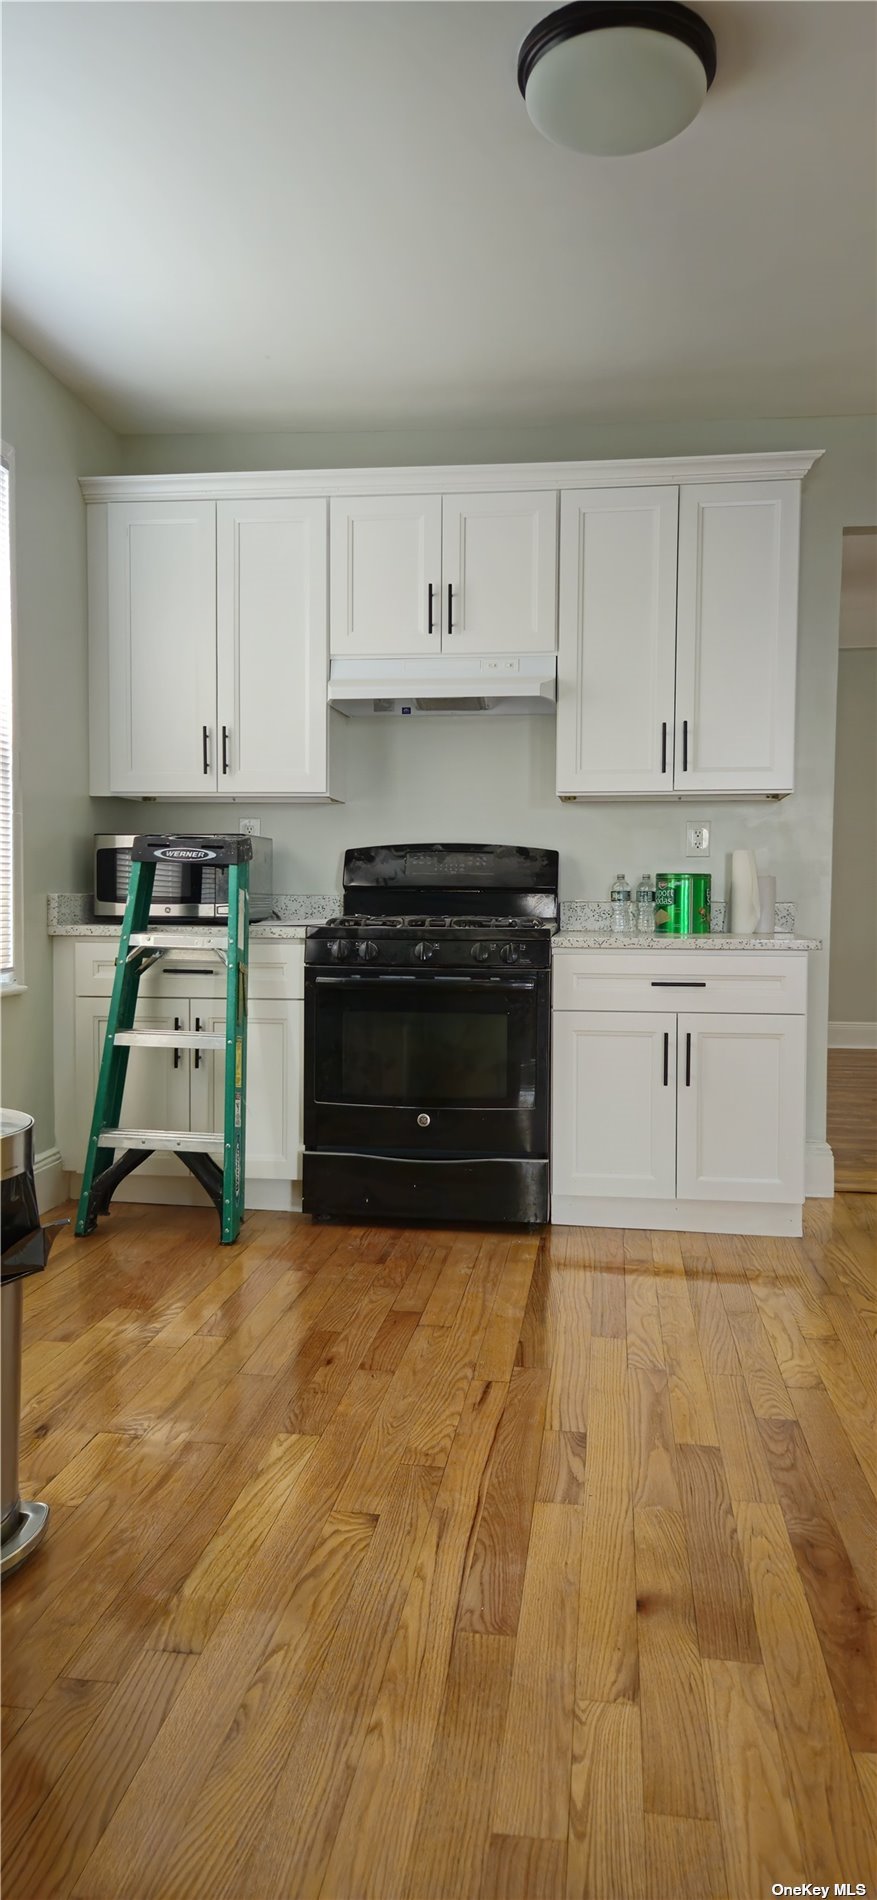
[{"left": 828, "top": 528, "right": 877, "bottom": 1190}]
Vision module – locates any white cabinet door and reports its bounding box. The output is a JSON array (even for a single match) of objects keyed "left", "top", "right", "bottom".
[
  {"left": 107, "top": 501, "right": 217, "bottom": 794},
  {"left": 556, "top": 487, "right": 678, "bottom": 795},
  {"left": 675, "top": 481, "right": 800, "bottom": 793},
  {"left": 217, "top": 498, "right": 328, "bottom": 796},
  {"left": 191, "top": 998, "right": 303, "bottom": 1182},
  {"left": 552, "top": 1011, "right": 677, "bottom": 1200},
  {"left": 441, "top": 491, "right": 557, "bottom": 654},
  {"left": 676, "top": 1013, "right": 806, "bottom": 1203},
  {"left": 329, "top": 495, "right": 441, "bottom": 657},
  {"left": 74, "top": 997, "right": 191, "bottom": 1176}
]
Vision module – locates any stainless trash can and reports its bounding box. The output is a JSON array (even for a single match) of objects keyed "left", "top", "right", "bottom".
[{"left": 1, "top": 1110, "right": 66, "bottom": 1576}]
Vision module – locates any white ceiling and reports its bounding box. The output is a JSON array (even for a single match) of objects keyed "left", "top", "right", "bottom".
[{"left": 2, "top": 1, "right": 875, "bottom": 434}]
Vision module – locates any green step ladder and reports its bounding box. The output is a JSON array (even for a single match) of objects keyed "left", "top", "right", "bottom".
[{"left": 75, "top": 833, "right": 252, "bottom": 1245}]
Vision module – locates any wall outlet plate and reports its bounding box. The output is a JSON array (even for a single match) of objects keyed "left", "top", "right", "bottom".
[
  {"left": 686, "top": 821, "right": 710, "bottom": 855},
  {"left": 239, "top": 817, "right": 261, "bottom": 836}
]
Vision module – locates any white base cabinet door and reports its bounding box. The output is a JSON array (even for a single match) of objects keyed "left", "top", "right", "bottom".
[
  {"left": 330, "top": 495, "right": 441, "bottom": 657},
  {"left": 676, "top": 1012, "right": 806, "bottom": 1204},
  {"left": 74, "top": 997, "right": 192, "bottom": 1176},
  {"left": 107, "top": 501, "right": 217, "bottom": 794},
  {"left": 552, "top": 1011, "right": 677, "bottom": 1200},
  {"left": 190, "top": 998, "right": 303, "bottom": 1182},
  {"left": 674, "top": 481, "right": 800, "bottom": 794},
  {"left": 557, "top": 487, "right": 678, "bottom": 795},
  {"left": 216, "top": 499, "right": 328, "bottom": 797},
  {"left": 441, "top": 491, "right": 557, "bottom": 653}
]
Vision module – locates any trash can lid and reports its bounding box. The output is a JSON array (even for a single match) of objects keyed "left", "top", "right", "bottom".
[{"left": 1, "top": 1111, "right": 35, "bottom": 1182}]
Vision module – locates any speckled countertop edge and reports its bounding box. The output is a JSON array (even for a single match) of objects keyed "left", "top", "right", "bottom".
[{"left": 552, "top": 932, "right": 820, "bottom": 951}]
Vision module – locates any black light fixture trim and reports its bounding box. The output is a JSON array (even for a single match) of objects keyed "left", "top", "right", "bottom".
[{"left": 517, "top": 1, "right": 718, "bottom": 99}]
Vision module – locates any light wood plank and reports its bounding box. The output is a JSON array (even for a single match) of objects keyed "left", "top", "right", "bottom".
[
  {"left": 703, "top": 1659, "right": 802, "bottom": 1898},
  {"left": 634, "top": 1506, "right": 718, "bottom": 1820},
  {"left": 676, "top": 1444, "right": 761, "bottom": 1663},
  {"left": 492, "top": 1501, "right": 582, "bottom": 1839},
  {"left": 457, "top": 1368, "right": 548, "bottom": 1636},
  {"left": 566, "top": 1699, "right": 646, "bottom": 1900}
]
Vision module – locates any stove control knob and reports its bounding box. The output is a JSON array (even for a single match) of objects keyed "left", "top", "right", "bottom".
[
  {"left": 328, "top": 937, "right": 352, "bottom": 961},
  {"left": 358, "top": 939, "right": 380, "bottom": 962},
  {"left": 413, "top": 940, "right": 438, "bottom": 963},
  {"left": 500, "top": 942, "right": 522, "bottom": 965},
  {"left": 470, "top": 941, "right": 492, "bottom": 964}
]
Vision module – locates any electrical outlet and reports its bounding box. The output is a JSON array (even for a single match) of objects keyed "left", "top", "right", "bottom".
[
  {"left": 686, "top": 821, "right": 710, "bottom": 856},
  {"left": 239, "top": 817, "right": 261, "bottom": 837}
]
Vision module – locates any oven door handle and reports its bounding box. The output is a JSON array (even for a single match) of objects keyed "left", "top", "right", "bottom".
[{"left": 311, "top": 974, "right": 537, "bottom": 991}]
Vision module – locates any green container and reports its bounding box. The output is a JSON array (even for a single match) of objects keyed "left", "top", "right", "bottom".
[{"left": 654, "top": 872, "right": 711, "bottom": 935}]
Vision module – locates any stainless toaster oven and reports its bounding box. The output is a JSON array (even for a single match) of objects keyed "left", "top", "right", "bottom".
[{"left": 94, "top": 834, "right": 274, "bottom": 921}]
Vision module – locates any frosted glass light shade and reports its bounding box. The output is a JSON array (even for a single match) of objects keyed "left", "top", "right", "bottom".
[{"left": 518, "top": 6, "right": 716, "bottom": 157}]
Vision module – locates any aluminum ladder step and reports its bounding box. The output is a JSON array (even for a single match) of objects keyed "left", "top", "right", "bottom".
[
  {"left": 99, "top": 1128, "right": 225, "bottom": 1152},
  {"left": 114, "top": 1029, "right": 225, "bottom": 1051},
  {"left": 129, "top": 931, "right": 228, "bottom": 950}
]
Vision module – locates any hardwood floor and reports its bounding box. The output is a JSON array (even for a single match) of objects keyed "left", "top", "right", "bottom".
[
  {"left": 828, "top": 1047, "right": 877, "bottom": 1192},
  {"left": 2, "top": 1196, "right": 876, "bottom": 1899}
]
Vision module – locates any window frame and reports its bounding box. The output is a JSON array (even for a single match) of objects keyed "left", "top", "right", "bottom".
[{"left": 1, "top": 440, "right": 25, "bottom": 995}]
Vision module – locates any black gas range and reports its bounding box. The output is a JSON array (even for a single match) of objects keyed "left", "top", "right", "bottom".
[{"left": 302, "top": 844, "right": 558, "bottom": 1226}]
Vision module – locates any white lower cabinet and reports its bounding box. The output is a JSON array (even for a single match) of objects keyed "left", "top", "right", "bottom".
[
  {"left": 73, "top": 997, "right": 193, "bottom": 1177},
  {"left": 676, "top": 1013, "right": 806, "bottom": 1204},
  {"left": 190, "top": 997, "right": 303, "bottom": 1182},
  {"left": 551, "top": 953, "right": 808, "bottom": 1236},
  {"left": 57, "top": 938, "right": 304, "bottom": 1209},
  {"left": 552, "top": 1011, "right": 676, "bottom": 1200}
]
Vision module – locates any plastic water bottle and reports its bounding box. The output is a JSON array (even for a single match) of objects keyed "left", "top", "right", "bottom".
[
  {"left": 610, "top": 873, "right": 631, "bottom": 934},
  {"left": 636, "top": 872, "right": 654, "bottom": 934}
]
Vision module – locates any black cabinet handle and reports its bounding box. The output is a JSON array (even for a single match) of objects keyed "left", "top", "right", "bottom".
[
  {"left": 202, "top": 725, "right": 210, "bottom": 775},
  {"left": 663, "top": 1031, "right": 669, "bottom": 1087},
  {"left": 661, "top": 721, "right": 667, "bottom": 774},
  {"left": 447, "top": 582, "right": 453, "bottom": 635},
  {"left": 194, "top": 1017, "right": 203, "bottom": 1069},
  {"left": 650, "top": 980, "right": 707, "bottom": 988},
  {"left": 162, "top": 966, "right": 214, "bottom": 977},
  {"left": 427, "top": 583, "right": 435, "bottom": 635},
  {"left": 682, "top": 719, "right": 689, "bottom": 771},
  {"left": 173, "top": 1018, "right": 183, "bottom": 1069},
  {"left": 222, "top": 725, "right": 230, "bottom": 775},
  {"left": 685, "top": 1031, "right": 692, "bottom": 1087}
]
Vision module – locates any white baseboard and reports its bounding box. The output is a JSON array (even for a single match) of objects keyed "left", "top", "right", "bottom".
[
  {"left": 829, "top": 1020, "right": 877, "bottom": 1049},
  {"left": 550, "top": 1195, "right": 803, "bottom": 1237},
  {"left": 68, "top": 1172, "right": 302, "bottom": 1215},
  {"left": 805, "top": 1141, "right": 835, "bottom": 1198},
  {"left": 34, "top": 1148, "right": 68, "bottom": 1213}
]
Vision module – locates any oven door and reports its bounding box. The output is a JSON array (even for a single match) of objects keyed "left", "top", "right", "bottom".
[{"left": 305, "top": 970, "right": 549, "bottom": 1158}]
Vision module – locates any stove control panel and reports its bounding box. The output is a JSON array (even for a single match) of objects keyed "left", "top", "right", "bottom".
[{"left": 306, "top": 928, "right": 553, "bottom": 970}]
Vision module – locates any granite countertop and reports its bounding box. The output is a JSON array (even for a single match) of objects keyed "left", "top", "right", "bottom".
[
  {"left": 553, "top": 932, "right": 820, "bottom": 952},
  {"left": 47, "top": 894, "right": 336, "bottom": 939}
]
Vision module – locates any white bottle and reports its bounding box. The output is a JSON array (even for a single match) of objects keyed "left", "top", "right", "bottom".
[
  {"left": 635, "top": 873, "right": 654, "bottom": 934},
  {"left": 610, "top": 873, "right": 631, "bottom": 934}
]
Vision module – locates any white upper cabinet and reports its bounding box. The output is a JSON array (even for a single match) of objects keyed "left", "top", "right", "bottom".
[
  {"left": 441, "top": 491, "right": 557, "bottom": 654},
  {"left": 556, "top": 487, "right": 678, "bottom": 795},
  {"left": 217, "top": 498, "right": 328, "bottom": 797},
  {"left": 330, "top": 490, "right": 556, "bottom": 658},
  {"left": 107, "top": 501, "right": 217, "bottom": 795},
  {"left": 675, "top": 481, "right": 800, "bottom": 794},
  {"left": 329, "top": 495, "right": 441, "bottom": 657},
  {"left": 556, "top": 475, "right": 802, "bottom": 797}
]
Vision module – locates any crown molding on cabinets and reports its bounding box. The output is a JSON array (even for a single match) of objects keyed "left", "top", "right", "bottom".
[{"left": 80, "top": 450, "right": 823, "bottom": 504}]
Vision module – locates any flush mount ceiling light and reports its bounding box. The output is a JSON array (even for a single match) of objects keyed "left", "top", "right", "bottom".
[{"left": 518, "top": 1, "right": 717, "bottom": 156}]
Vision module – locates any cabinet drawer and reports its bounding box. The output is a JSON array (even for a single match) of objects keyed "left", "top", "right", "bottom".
[
  {"left": 73, "top": 938, "right": 304, "bottom": 1001},
  {"left": 552, "top": 952, "right": 807, "bottom": 1016}
]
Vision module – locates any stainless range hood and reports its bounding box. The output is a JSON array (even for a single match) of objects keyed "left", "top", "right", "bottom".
[{"left": 328, "top": 655, "right": 557, "bottom": 717}]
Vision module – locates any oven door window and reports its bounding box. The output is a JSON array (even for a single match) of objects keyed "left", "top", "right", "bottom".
[{"left": 312, "top": 979, "right": 537, "bottom": 1110}]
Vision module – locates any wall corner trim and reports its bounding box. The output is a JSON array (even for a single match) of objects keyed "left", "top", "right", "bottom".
[{"left": 805, "top": 1140, "right": 835, "bottom": 1199}]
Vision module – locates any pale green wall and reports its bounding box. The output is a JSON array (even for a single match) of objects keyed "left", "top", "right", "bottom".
[
  {"left": 0, "top": 333, "right": 124, "bottom": 1149},
  {"left": 829, "top": 647, "right": 877, "bottom": 1026},
  {"left": 119, "top": 414, "right": 877, "bottom": 1150}
]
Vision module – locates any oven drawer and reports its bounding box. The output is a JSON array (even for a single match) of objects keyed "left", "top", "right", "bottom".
[
  {"left": 551, "top": 951, "right": 807, "bottom": 1016},
  {"left": 73, "top": 938, "right": 304, "bottom": 1000}
]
